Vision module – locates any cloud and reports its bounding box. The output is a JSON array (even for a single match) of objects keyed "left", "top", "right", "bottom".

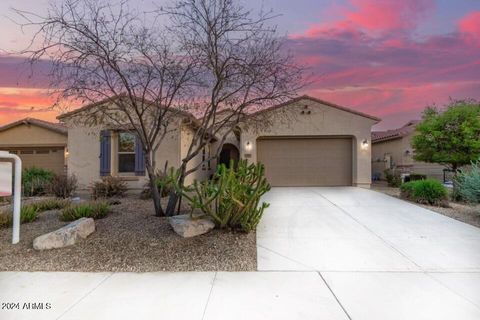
[
  {"left": 0, "top": 55, "right": 53, "bottom": 89},
  {"left": 458, "top": 11, "right": 480, "bottom": 43},
  {"left": 0, "top": 87, "right": 58, "bottom": 125},
  {"left": 288, "top": 2, "right": 480, "bottom": 129},
  {"left": 291, "top": 0, "right": 435, "bottom": 39}
]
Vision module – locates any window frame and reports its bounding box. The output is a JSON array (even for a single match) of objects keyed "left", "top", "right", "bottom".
[{"left": 117, "top": 131, "right": 136, "bottom": 174}]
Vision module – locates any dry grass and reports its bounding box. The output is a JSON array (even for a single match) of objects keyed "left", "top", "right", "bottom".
[
  {"left": 0, "top": 197, "right": 256, "bottom": 272},
  {"left": 372, "top": 181, "right": 480, "bottom": 228}
]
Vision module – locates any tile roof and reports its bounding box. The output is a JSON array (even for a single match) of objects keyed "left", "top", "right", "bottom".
[
  {"left": 372, "top": 120, "right": 420, "bottom": 143},
  {"left": 0, "top": 118, "right": 67, "bottom": 135}
]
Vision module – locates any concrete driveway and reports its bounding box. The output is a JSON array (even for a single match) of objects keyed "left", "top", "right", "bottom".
[
  {"left": 1, "top": 187, "right": 480, "bottom": 320},
  {"left": 258, "top": 187, "right": 480, "bottom": 319}
]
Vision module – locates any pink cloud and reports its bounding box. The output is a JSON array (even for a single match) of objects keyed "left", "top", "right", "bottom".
[
  {"left": 458, "top": 11, "right": 480, "bottom": 44},
  {"left": 287, "top": 4, "right": 480, "bottom": 129},
  {"left": 292, "top": 0, "right": 435, "bottom": 39}
]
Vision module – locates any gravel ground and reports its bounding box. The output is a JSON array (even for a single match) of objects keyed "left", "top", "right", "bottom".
[
  {"left": 0, "top": 197, "right": 256, "bottom": 272},
  {"left": 371, "top": 181, "right": 480, "bottom": 228}
]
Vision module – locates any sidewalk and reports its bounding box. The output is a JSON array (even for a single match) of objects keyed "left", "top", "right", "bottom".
[{"left": 0, "top": 271, "right": 348, "bottom": 320}]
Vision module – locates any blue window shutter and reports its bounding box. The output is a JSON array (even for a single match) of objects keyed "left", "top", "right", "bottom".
[
  {"left": 100, "top": 130, "right": 111, "bottom": 176},
  {"left": 135, "top": 134, "right": 146, "bottom": 176}
]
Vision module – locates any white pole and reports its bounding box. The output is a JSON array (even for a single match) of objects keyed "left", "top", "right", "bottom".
[{"left": 0, "top": 151, "right": 22, "bottom": 244}]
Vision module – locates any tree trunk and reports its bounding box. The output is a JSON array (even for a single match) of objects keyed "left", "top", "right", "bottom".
[
  {"left": 165, "top": 163, "right": 187, "bottom": 216},
  {"left": 145, "top": 161, "right": 164, "bottom": 217}
]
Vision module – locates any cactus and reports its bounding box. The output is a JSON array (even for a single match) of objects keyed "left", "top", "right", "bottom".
[{"left": 177, "top": 160, "right": 271, "bottom": 232}]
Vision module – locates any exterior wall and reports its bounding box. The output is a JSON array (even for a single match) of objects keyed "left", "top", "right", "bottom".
[
  {"left": 65, "top": 119, "right": 182, "bottom": 190},
  {"left": 240, "top": 98, "right": 377, "bottom": 188},
  {"left": 0, "top": 124, "right": 67, "bottom": 147},
  {"left": 372, "top": 132, "right": 446, "bottom": 181},
  {"left": 0, "top": 124, "right": 67, "bottom": 174},
  {"left": 180, "top": 126, "right": 215, "bottom": 186}
]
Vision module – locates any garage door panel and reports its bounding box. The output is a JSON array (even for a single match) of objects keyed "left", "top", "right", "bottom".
[
  {"left": 12, "top": 148, "right": 65, "bottom": 175},
  {"left": 257, "top": 137, "right": 352, "bottom": 187}
]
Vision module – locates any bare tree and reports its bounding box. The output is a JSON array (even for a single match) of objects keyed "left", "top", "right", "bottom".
[
  {"left": 14, "top": 0, "right": 305, "bottom": 217},
  {"left": 15, "top": 0, "right": 196, "bottom": 216},
  {"left": 161, "top": 0, "right": 305, "bottom": 215}
]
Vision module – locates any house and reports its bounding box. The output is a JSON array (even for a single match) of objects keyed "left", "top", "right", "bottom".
[
  {"left": 58, "top": 95, "right": 379, "bottom": 190},
  {"left": 0, "top": 118, "right": 68, "bottom": 175},
  {"left": 372, "top": 120, "right": 447, "bottom": 181}
]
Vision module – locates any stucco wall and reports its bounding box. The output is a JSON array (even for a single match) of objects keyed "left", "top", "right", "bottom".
[
  {"left": 65, "top": 119, "right": 183, "bottom": 190},
  {"left": 240, "top": 98, "right": 377, "bottom": 188},
  {"left": 0, "top": 124, "right": 66, "bottom": 147},
  {"left": 372, "top": 132, "right": 446, "bottom": 181},
  {"left": 180, "top": 126, "right": 215, "bottom": 186}
]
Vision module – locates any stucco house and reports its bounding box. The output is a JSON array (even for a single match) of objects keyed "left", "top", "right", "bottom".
[
  {"left": 372, "top": 120, "right": 447, "bottom": 181},
  {"left": 58, "top": 95, "right": 379, "bottom": 190},
  {"left": 0, "top": 118, "right": 68, "bottom": 175}
]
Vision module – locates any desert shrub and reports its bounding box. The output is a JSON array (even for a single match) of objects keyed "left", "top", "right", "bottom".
[
  {"left": 0, "top": 212, "right": 10, "bottom": 228},
  {"left": 384, "top": 169, "right": 402, "bottom": 187},
  {"left": 0, "top": 204, "right": 39, "bottom": 228},
  {"left": 91, "top": 177, "right": 127, "bottom": 199},
  {"left": 60, "top": 201, "right": 110, "bottom": 221},
  {"left": 31, "top": 198, "right": 70, "bottom": 212},
  {"left": 179, "top": 160, "right": 271, "bottom": 232},
  {"left": 400, "top": 179, "right": 448, "bottom": 206},
  {"left": 455, "top": 161, "right": 480, "bottom": 203},
  {"left": 140, "top": 170, "right": 175, "bottom": 199},
  {"left": 22, "top": 167, "right": 54, "bottom": 196},
  {"left": 49, "top": 174, "right": 78, "bottom": 198}
]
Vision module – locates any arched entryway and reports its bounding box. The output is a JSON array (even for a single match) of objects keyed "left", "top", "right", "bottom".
[{"left": 219, "top": 143, "right": 240, "bottom": 168}]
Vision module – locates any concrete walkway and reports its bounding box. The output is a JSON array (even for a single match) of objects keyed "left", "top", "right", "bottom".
[{"left": 1, "top": 187, "right": 480, "bottom": 319}]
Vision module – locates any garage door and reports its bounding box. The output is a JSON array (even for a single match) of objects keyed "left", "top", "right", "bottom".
[
  {"left": 8, "top": 147, "right": 66, "bottom": 175},
  {"left": 257, "top": 137, "right": 352, "bottom": 187}
]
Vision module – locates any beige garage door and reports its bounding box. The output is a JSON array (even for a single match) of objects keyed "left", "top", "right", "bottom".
[
  {"left": 9, "top": 147, "right": 66, "bottom": 175},
  {"left": 257, "top": 137, "right": 352, "bottom": 187}
]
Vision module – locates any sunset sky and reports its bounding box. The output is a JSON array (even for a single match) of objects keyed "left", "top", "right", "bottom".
[{"left": 0, "top": 0, "right": 479, "bottom": 130}]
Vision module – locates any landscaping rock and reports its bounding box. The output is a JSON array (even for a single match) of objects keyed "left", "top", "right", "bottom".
[
  {"left": 168, "top": 214, "right": 215, "bottom": 238},
  {"left": 33, "top": 218, "right": 95, "bottom": 250}
]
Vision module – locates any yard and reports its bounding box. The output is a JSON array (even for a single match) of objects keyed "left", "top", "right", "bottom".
[
  {"left": 0, "top": 197, "right": 256, "bottom": 272},
  {"left": 371, "top": 181, "right": 480, "bottom": 228}
]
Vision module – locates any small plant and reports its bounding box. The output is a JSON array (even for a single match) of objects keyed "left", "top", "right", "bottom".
[
  {"left": 31, "top": 198, "right": 70, "bottom": 212},
  {"left": 0, "top": 211, "right": 10, "bottom": 228},
  {"left": 91, "top": 177, "right": 127, "bottom": 199},
  {"left": 140, "top": 169, "right": 175, "bottom": 199},
  {"left": 20, "top": 205, "right": 39, "bottom": 223},
  {"left": 455, "top": 160, "right": 480, "bottom": 204},
  {"left": 384, "top": 169, "right": 402, "bottom": 187},
  {"left": 177, "top": 160, "right": 271, "bottom": 232},
  {"left": 49, "top": 174, "right": 78, "bottom": 198},
  {"left": 0, "top": 204, "right": 39, "bottom": 228},
  {"left": 400, "top": 179, "right": 448, "bottom": 206},
  {"left": 22, "top": 167, "right": 54, "bottom": 196},
  {"left": 60, "top": 201, "right": 110, "bottom": 221}
]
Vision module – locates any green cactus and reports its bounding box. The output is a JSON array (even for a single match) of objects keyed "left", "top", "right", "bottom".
[{"left": 175, "top": 160, "right": 271, "bottom": 232}]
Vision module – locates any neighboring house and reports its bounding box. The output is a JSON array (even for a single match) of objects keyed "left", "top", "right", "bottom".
[
  {"left": 0, "top": 118, "right": 68, "bottom": 175},
  {"left": 372, "top": 120, "right": 446, "bottom": 181},
  {"left": 59, "top": 95, "right": 379, "bottom": 190}
]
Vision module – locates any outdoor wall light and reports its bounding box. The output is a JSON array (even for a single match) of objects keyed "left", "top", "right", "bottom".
[
  {"left": 361, "top": 139, "right": 369, "bottom": 149},
  {"left": 245, "top": 141, "right": 253, "bottom": 152}
]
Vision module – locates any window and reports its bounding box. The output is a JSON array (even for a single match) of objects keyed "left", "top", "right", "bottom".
[{"left": 118, "top": 132, "right": 136, "bottom": 173}]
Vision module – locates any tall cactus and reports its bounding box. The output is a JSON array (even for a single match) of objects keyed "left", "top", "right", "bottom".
[{"left": 178, "top": 160, "right": 271, "bottom": 232}]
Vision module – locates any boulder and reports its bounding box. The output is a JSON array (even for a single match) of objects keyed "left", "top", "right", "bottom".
[
  {"left": 33, "top": 218, "right": 95, "bottom": 250},
  {"left": 168, "top": 214, "right": 215, "bottom": 238}
]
